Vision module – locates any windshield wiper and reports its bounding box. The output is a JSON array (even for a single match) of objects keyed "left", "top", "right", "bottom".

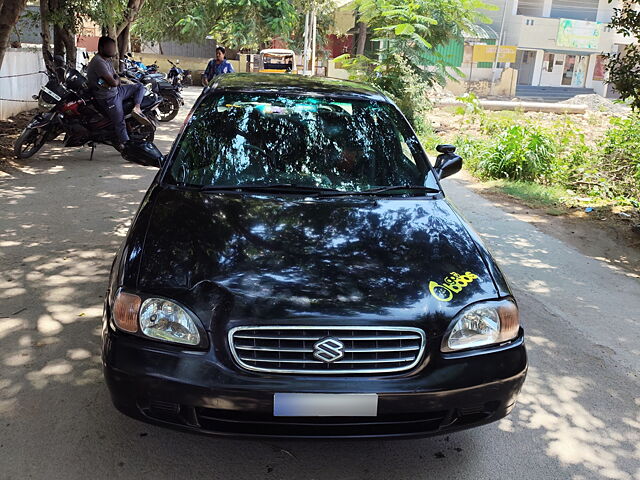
[
  {"left": 197, "top": 184, "right": 341, "bottom": 194},
  {"left": 318, "top": 185, "right": 440, "bottom": 197}
]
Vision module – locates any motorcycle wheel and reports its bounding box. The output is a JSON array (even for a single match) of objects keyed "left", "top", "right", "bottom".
[
  {"left": 157, "top": 95, "right": 180, "bottom": 122},
  {"left": 14, "top": 127, "right": 48, "bottom": 159},
  {"left": 128, "top": 112, "right": 156, "bottom": 143}
]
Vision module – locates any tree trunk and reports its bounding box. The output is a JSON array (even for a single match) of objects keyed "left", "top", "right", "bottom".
[
  {"left": 117, "top": 23, "right": 130, "bottom": 63},
  {"left": 40, "top": 0, "right": 54, "bottom": 72},
  {"left": 53, "top": 25, "right": 64, "bottom": 57},
  {"left": 356, "top": 21, "right": 367, "bottom": 56},
  {"left": 57, "top": 25, "right": 76, "bottom": 67},
  {"left": 0, "top": 0, "right": 28, "bottom": 69}
]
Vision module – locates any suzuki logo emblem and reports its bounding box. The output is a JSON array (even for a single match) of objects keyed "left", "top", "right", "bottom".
[{"left": 313, "top": 337, "right": 345, "bottom": 363}]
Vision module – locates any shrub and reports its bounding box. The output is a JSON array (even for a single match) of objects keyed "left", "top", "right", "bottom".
[
  {"left": 476, "top": 124, "right": 557, "bottom": 181},
  {"left": 598, "top": 114, "right": 640, "bottom": 202}
]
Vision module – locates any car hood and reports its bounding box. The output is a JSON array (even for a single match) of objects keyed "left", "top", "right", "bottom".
[{"left": 136, "top": 187, "right": 501, "bottom": 330}]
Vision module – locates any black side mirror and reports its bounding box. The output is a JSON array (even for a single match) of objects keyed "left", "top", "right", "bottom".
[
  {"left": 121, "top": 141, "right": 164, "bottom": 168},
  {"left": 434, "top": 144, "right": 462, "bottom": 180}
]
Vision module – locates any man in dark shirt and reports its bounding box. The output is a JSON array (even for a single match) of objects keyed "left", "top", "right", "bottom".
[
  {"left": 202, "top": 46, "right": 235, "bottom": 85},
  {"left": 87, "top": 36, "right": 150, "bottom": 149}
]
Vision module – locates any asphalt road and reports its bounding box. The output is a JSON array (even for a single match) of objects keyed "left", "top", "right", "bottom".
[{"left": 1, "top": 87, "right": 639, "bottom": 480}]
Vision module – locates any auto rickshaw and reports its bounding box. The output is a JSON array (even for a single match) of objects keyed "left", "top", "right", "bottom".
[{"left": 258, "top": 49, "right": 297, "bottom": 74}]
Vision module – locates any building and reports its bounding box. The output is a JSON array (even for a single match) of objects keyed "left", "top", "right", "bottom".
[{"left": 475, "top": 0, "right": 635, "bottom": 97}]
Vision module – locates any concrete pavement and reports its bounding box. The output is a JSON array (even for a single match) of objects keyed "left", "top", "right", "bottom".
[{"left": 0, "top": 87, "right": 638, "bottom": 479}]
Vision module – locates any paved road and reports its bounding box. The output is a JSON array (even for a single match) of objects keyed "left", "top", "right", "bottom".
[{"left": 1, "top": 88, "right": 639, "bottom": 480}]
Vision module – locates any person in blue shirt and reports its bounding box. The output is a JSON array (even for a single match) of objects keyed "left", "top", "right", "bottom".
[{"left": 202, "top": 46, "right": 235, "bottom": 85}]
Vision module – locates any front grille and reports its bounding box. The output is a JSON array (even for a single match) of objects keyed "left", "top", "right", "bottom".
[{"left": 228, "top": 326, "right": 426, "bottom": 375}]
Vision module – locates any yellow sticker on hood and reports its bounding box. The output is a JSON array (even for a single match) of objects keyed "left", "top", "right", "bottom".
[{"left": 429, "top": 271, "right": 479, "bottom": 302}]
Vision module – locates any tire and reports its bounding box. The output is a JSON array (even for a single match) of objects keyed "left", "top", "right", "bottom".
[
  {"left": 157, "top": 95, "right": 180, "bottom": 122},
  {"left": 128, "top": 112, "right": 156, "bottom": 143},
  {"left": 14, "top": 127, "right": 48, "bottom": 159}
]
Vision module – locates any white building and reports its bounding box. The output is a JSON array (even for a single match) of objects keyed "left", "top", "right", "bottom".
[{"left": 481, "top": 0, "right": 635, "bottom": 96}]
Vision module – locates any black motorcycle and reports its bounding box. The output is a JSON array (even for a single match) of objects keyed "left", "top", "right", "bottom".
[
  {"left": 14, "top": 60, "right": 161, "bottom": 159},
  {"left": 167, "top": 59, "right": 192, "bottom": 88},
  {"left": 122, "top": 55, "right": 183, "bottom": 122}
]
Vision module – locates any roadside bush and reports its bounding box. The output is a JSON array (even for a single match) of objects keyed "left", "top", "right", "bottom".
[
  {"left": 599, "top": 114, "right": 640, "bottom": 203},
  {"left": 476, "top": 124, "right": 556, "bottom": 181},
  {"left": 452, "top": 135, "right": 487, "bottom": 174},
  {"left": 479, "top": 110, "right": 524, "bottom": 135}
]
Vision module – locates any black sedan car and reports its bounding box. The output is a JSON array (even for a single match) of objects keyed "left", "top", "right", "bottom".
[{"left": 105, "top": 74, "right": 527, "bottom": 438}]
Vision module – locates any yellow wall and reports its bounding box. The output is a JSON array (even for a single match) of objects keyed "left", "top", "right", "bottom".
[{"left": 132, "top": 53, "right": 240, "bottom": 82}]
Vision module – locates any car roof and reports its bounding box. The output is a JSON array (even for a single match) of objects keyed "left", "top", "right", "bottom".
[{"left": 209, "top": 73, "right": 389, "bottom": 102}]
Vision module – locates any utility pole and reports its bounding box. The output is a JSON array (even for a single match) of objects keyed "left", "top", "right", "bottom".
[
  {"left": 302, "top": 11, "right": 310, "bottom": 75},
  {"left": 490, "top": 0, "right": 510, "bottom": 96},
  {"left": 311, "top": 9, "right": 317, "bottom": 76}
]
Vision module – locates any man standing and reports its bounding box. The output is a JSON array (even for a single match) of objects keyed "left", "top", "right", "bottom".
[
  {"left": 202, "top": 46, "right": 235, "bottom": 85},
  {"left": 86, "top": 36, "right": 151, "bottom": 149}
]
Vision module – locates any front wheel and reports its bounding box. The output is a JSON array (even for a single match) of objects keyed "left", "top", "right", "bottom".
[
  {"left": 157, "top": 95, "right": 180, "bottom": 122},
  {"left": 14, "top": 126, "right": 48, "bottom": 159}
]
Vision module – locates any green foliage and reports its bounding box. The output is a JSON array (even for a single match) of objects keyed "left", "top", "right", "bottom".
[
  {"left": 455, "top": 92, "right": 483, "bottom": 116},
  {"left": 599, "top": 114, "right": 640, "bottom": 201},
  {"left": 605, "top": 0, "right": 640, "bottom": 110},
  {"left": 135, "top": 0, "right": 335, "bottom": 51},
  {"left": 494, "top": 180, "right": 571, "bottom": 209},
  {"left": 336, "top": 0, "right": 493, "bottom": 132},
  {"left": 453, "top": 111, "right": 639, "bottom": 206},
  {"left": 476, "top": 124, "right": 556, "bottom": 181}
]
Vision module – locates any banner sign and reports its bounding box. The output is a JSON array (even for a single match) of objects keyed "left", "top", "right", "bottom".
[
  {"left": 472, "top": 45, "right": 517, "bottom": 63},
  {"left": 557, "top": 19, "right": 602, "bottom": 49}
]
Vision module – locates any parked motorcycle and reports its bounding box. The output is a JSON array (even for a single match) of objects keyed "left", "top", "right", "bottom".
[
  {"left": 122, "top": 54, "right": 183, "bottom": 122},
  {"left": 14, "top": 54, "right": 162, "bottom": 159},
  {"left": 167, "top": 59, "right": 192, "bottom": 88}
]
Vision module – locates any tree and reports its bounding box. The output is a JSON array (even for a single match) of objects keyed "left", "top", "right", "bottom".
[
  {"left": 133, "top": 0, "right": 335, "bottom": 52},
  {"left": 335, "top": 0, "right": 493, "bottom": 132},
  {"left": 40, "top": 0, "right": 89, "bottom": 70},
  {"left": 90, "top": 0, "right": 146, "bottom": 65},
  {"left": 605, "top": 0, "right": 640, "bottom": 110},
  {"left": 0, "top": 0, "right": 29, "bottom": 69}
]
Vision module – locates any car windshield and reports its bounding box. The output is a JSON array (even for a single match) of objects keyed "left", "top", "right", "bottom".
[{"left": 167, "top": 92, "right": 430, "bottom": 192}]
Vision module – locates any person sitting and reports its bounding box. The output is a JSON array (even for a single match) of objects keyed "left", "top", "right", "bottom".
[
  {"left": 86, "top": 36, "right": 151, "bottom": 150},
  {"left": 202, "top": 46, "right": 235, "bottom": 85}
]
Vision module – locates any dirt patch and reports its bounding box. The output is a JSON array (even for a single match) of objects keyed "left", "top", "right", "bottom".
[
  {"left": 460, "top": 172, "right": 640, "bottom": 276},
  {"left": 0, "top": 109, "right": 37, "bottom": 167},
  {"left": 428, "top": 107, "right": 617, "bottom": 147},
  {"left": 560, "top": 93, "right": 631, "bottom": 115}
]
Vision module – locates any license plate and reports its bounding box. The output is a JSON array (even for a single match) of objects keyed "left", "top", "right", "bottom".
[{"left": 273, "top": 393, "right": 378, "bottom": 417}]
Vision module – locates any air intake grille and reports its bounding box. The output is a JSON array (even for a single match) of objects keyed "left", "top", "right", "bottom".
[{"left": 228, "top": 326, "right": 426, "bottom": 375}]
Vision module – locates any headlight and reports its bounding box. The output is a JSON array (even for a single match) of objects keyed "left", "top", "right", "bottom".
[
  {"left": 112, "top": 292, "right": 201, "bottom": 346},
  {"left": 441, "top": 299, "right": 519, "bottom": 352},
  {"left": 139, "top": 298, "right": 201, "bottom": 345}
]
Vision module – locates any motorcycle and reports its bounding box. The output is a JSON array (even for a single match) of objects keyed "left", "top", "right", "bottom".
[
  {"left": 14, "top": 53, "right": 162, "bottom": 160},
  {"left": 167, "top": 59, "right": 192, "bottom": 88},
  {"left": 122, "top": 54, "right": 183, "bottom": 122}
]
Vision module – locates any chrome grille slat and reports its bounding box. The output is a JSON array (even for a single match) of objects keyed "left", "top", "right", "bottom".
[
  {"left": 241, "top": 356, "right": 417, "bottom": 364},
  {"left": 229, "top": 326, "right": 426, "bottom": 375},
  {"left": 234, "top": 334, "right": 422, "bottom": 341}
]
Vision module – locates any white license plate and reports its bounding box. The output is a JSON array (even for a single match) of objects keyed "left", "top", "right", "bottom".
[{"left": 273, "top": 393, "right": 378, "bottom": 417}]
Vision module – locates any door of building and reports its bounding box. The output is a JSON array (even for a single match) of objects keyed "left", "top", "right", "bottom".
[
  {"left": 516, "top": 50, "right": 537, "bottom": 85},
  {"left": 562, "top": 55, "right": 590, "bottom": 87}
]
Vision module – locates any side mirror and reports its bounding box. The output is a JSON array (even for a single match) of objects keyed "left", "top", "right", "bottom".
[
  {"left": 434, "top": 144, "right": 462, "bottom": 180},
  {"left": 121, "top": 141, "right": 164, "bottom": 168}
]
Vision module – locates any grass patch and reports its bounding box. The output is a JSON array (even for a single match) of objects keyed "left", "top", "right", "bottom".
[{"left": 483, "top": 179, "right": 572, "bottom": 209}]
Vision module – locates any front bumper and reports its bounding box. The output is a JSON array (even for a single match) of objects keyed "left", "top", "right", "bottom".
[{"left": 103, "top": 327, "right": 527, "bottom": 439}]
